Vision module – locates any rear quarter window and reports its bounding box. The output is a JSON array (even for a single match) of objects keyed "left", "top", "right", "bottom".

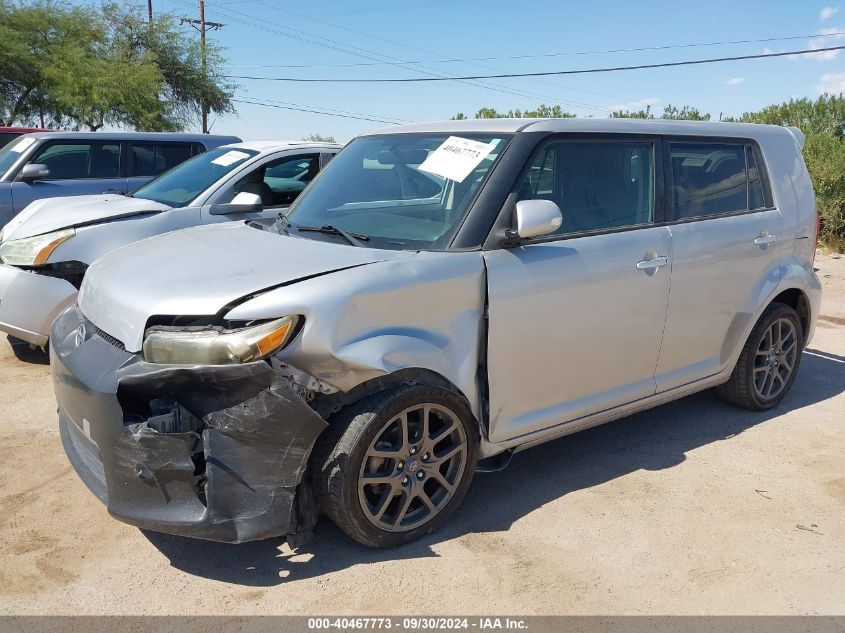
[{"left": 669, "top": 140, "right": 772, "bottom": 220}]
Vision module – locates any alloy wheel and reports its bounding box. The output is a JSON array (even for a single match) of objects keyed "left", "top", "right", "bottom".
[
  {"left": 753, "top": 317, "right": 799, "bottom": 401},
  {"left": 357, "top": 403, "right": 468, "bottom": 532}
]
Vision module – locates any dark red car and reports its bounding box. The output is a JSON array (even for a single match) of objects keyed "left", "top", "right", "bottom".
[{"left": 0, "top": 126, "right": 52, "bottom": 147}]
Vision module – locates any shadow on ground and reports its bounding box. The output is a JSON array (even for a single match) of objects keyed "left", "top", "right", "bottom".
[
  {"left": 145, "top": 348, "right": 845, "bottom": 586},
  {"left": 6, "top": 335, "right": 49, "bottom": 365}
]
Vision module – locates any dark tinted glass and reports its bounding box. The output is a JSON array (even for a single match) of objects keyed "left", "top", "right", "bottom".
[
  {"left": 516, "top": 140, "right": 654, "bottom": 234},
  {"left": 130, "top": 143, "right": 193, "bottom": 177},
  {"left": 671, "top": 143, "right": 747, "bottom": 218},
  {"left": 746, "top": 145, "right": 765, "bottom": 210},
  {"left": 33, "top": 142, "right": 120, "bottom": 179}
]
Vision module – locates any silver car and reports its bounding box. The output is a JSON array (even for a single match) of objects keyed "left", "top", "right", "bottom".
[
  {"left": 0, "top": 141, "right": 340, "bottom": 347},
  {"left": 50, "top": 119, "right": 821, "bottom": 548}
]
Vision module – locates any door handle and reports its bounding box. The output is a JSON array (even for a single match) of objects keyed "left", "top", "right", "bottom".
[
  {"left": 102, "top": 188, "right": 122, "bottom": 194},
  {"left": 753, "top": 232, "right": 776, "bottom": 245},
  {"left": 636, "top": 256, "right": 668, "bottom": 270}
]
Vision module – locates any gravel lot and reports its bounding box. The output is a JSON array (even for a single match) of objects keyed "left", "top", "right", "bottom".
[{"left": 1, "top": 253, "right": 843, "bottom": 615}]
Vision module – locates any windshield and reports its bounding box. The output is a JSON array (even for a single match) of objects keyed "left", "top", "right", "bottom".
[
  {"left": 0, "top": 136, "right": 35, "bottom": 177},
  {"left": 132, "top": 146, "right": 258, "bottom": 207},
  {"left": 284, "top": 133, "right": 511, "bottom": 249}
]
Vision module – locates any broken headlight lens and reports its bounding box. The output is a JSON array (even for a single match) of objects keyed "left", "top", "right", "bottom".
[
  {"left": 0, "top": 228, "right": 75, "bottom": 266},
  {"left": 143, "top": 315, "right": 300, "bottom": 365}
]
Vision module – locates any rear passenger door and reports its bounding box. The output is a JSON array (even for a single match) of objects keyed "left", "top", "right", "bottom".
[
  {"left": 127, "top": 141, "right": 198, "bottom": 192},
  {"left": 10, "top": 141, "right": 125, "bottom": 212},
  {"left": 484, "top": 135, "right": 673, "bottom": 443},
  {"left": 654, "top": 139, "right": 782, "bottom": 391}
]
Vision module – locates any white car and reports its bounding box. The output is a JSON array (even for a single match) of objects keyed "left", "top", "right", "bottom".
[{"left": 0, "top": 140, "right": 340, "bottom": 347}]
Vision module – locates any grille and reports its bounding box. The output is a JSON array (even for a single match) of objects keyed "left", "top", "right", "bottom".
[{"left": 92, "top": 325, "right": 126, "bottom": 351}]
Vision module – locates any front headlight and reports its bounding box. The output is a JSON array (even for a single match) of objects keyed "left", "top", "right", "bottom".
[
  {"left": 0, "top": 228, "right": 75, "bottom": 266},
  {"left": 143, "top": 315, "right": 300, "bottom": 365}
]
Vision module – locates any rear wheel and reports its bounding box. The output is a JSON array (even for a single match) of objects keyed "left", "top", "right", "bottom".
[
  {"left": 312, "top": 384, "right": 478, "bottom": 547},
  {"left": 717, "top": 303, "right": 804, "bottom": 410}
]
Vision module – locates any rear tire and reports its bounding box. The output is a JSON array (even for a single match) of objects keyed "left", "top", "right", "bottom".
[
  {"left": 311, "top": 384, "right": 478, "bottom": 548},
  {"left": 717, "top": 303, "right": 804, "bottom": 410}
]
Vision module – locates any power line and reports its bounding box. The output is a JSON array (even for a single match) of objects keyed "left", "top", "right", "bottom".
[
  {"left": 231, "top": 98, "right": 409, "bottom": 124},
  {"left": 238, "top": 95, "right": 413, "bottom": 123},
  {"left": 225, "top": 45, "right": 845, "bottom": 82},
  {"left": 238, "top": 0, "right": 629, "bottom": 107},
  {"left": 175, "top": 0, "right": 616, "bottom": 112},
  {"left": 223, "top": 30, "right": 845, "bottom": 69}
]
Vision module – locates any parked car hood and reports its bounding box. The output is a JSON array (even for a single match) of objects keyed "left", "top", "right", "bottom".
[
  {"left": 78, "top": 221, "right": 415, "bottom": 352},
  {"left": 1, "top": 194, "right": 172, "bottom": 241}
]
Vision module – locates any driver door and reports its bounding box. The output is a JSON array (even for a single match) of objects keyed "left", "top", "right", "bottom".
[{"left": 484, "top": 136, "right": 672, "bottom": 443}]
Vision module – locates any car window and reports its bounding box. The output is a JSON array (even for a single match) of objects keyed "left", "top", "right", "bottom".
[
  {"left": 285, "top": 134, "right": 510, "bottom": 250},
  {"left": 218, "top": 153, "right": 321, "bottom": 207},
  {"left": 516, "top": 140, "right": 655, "bottom": 235},
  {"left": 130, "top": 143, "right": 193, "bottom": 177},
  {"left": 31, "top": 142, "right": 121, "bottom": 180},
  {"left": 670, "top": 143, "right": 759, "bottom": 219},
  {"left": 132, "top": 146, "right": 258, "bottom": 207},
  {"left": 746, "top": 145, "right": 766, "bottom": 210}
]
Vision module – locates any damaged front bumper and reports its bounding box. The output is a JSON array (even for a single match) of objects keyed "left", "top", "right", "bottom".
[
  {"left": 50, "top": 305, "right": 328, "bottom": 544},
  {"left": 0, "top": 263, "right": 78, "bottom": 346}
]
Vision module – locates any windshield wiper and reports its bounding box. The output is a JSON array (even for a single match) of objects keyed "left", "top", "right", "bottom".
[{"left": 296, "top": 224, "right": 369, "bottom": 247}]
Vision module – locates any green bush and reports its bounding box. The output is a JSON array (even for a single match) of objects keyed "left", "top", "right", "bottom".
[{"left": 803, "top": 134, "right": 845, "bottom": 252}]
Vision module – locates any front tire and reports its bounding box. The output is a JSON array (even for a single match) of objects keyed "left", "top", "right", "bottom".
[
  {"left": 717, "top": 303, "right": 804, "bottom": 410},
  {"left": 312, "top": 384, "right": 478, "bottom": 548}
]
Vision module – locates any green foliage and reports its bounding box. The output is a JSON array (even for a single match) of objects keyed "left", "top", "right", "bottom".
[
  {"left": 803, "top": 133, "right": 845, "bottom": 251},
  {"left": 0, "top": 0, "right": 235, "bottom": 131},
  {"left": 609, "top": 104, "right": 710, "bottom": 120},
  {"left": 729, "top": 94, "right": 845, "bottom": 137},
  {"left": 451, "top": 104, "right": 576, "bottom": 119},
  {"left": 303, "top": 133, "right": 336, "bottom": 143}
]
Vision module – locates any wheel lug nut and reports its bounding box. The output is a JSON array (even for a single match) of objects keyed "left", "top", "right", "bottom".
[
  {"left": 422, "top": 453, "right": 429, "bottom": 460},
  {"left": 401, "top": 476, "right": 409, "bottom": 485},
  {"left": 410, "top": 447, "right": 416, "bottom": 455},
  {"left": 416, "top": 471, "right": 425, "bottom": 479},
  {"left": 397, "top": 461, "right": 404, "bottom": 469}
]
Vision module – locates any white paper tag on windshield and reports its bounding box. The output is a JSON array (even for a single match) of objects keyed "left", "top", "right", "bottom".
[
  {"left": 418, "top": 136, "right": 495, "bottom": 183},
  {"left": 10, "top": 137, "right": 36, "bottom": 153},
  {"left": 211, "top": 150, "right": 250, "bottom": 166}
]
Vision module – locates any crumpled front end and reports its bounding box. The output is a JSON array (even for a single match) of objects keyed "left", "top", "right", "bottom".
[{"left": 51, "top": 305, "right": 328, "bottom": 545}]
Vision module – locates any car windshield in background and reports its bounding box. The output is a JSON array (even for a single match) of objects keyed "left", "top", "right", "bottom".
[
  {"left": 0, "top": 137, "right": 33, "bottom": 176},
  {"left": 284, "top": 133, "right": 511, "bottom": 249},
  {"left": 132, "top": 147, "right": 258, "bottom": 207}
]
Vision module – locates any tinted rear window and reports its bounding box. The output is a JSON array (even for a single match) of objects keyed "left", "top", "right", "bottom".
[{"left": 670, "top": 142, "right": 770, "bottom": 219}]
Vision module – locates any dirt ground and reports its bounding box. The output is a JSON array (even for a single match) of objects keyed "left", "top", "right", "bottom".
[{"left": 0, "top": 253, "right": 843, "bottom": 616}]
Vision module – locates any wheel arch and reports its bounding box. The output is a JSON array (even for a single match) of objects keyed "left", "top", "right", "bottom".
[{"left": 314, "top": 367, "right": 485, "bottom": 441}]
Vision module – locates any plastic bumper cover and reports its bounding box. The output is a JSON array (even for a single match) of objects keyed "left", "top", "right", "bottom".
[
  {"left": 51, "top": 305, "right": 328, "bottom": 544},
  {"left": 0, "top": 263, "right": 77, "bottom": 346}
]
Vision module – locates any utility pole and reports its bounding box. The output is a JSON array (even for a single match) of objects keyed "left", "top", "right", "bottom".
[
  {"left": 147, "top": 0, "right": 153, "bottom": 24},
  {"left": 180, "top": 1, "right": 223, "bottom": 134}
]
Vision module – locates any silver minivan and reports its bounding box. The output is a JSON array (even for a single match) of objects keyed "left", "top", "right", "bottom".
[
  {"left": 0, "top": 141, "right": 339, "bottom": 347},
  {"left": 50, "top": 119, "right": 821, "bottom": 548}
]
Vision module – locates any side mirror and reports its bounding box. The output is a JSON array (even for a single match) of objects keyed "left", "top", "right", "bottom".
[
  {"left": 507, "top": 199, "right": 563, "bottom": 240},
  {"left": 209, "top": 191, "right": 264, "bottom": 215},
  {"left": 19, "top": 163, "right": 50, "bottom": 182}
]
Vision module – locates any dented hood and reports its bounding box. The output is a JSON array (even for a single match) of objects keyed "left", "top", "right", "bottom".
[
  {"left": 79, "top": 222, "right": 414, "bottom": 352},
  {"left": 2, "top": 194, "right": 171, "bottom": 241}
]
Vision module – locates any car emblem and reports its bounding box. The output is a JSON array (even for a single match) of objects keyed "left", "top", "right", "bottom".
[{"left": 73, "top": 323, "right": 87, "bottom": 348}]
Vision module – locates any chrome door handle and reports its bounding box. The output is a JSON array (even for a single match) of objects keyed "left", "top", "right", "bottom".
[
  {"left": 636, "top": 256, "right": 668, "bottom": 270},
  {"left": 754, "top": 233, "right": 776, "bottom": 245}
]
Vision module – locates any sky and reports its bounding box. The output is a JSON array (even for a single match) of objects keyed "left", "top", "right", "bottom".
[{"left": 142, "top": 0, "right": 845, "bottom": 142}]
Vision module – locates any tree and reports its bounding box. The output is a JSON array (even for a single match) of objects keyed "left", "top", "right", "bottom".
[
  {"left": 451, "top": 104, "right": 576, "bottom": 119},
  {"left": 661, "top": 104, "right": 710, "bottom": 121},
  {"left": 0, "top": 0, "right": 235, "bottom": 131},
  {"left": 726, "top": 94, "right": 845, "bottom": 136},
  {"left": 303, "top": 133, "right": 336, "bottom": 142}
]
